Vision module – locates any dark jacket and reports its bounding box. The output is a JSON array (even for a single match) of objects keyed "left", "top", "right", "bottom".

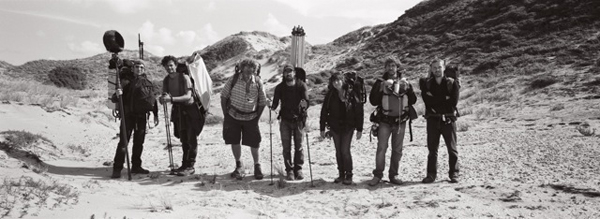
[
  {"left": 419, "top": 77, "right": 459, "bottom": 118},
  {"left": 112, "top": 75, "right": 158, "bottom": 117},
  {"left": 271, "top": 80, "right": 309, "bottom": 121},
  {"left": 320, "top": 89, "right": 364, "bottom": 133},
  {"left": 369, "top": 79, "right": 417, "bottom": 109}
]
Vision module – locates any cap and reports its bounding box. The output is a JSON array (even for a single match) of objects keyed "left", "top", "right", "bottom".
[
  {"left": 283, "top": 64, "right": 294, "bottom": 73},
  {"left": 132, "top": 59, "right": 145, "bottom": 66}
]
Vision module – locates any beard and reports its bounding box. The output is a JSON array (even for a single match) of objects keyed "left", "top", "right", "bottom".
[
  {"left": 285, "top": 76, "right": 294, "bottom": 82},
  {"left": 385, "top": 71, "right": 397, "bottom": 79}
]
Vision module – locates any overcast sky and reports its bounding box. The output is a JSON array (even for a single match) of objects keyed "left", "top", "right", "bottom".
[{"left": 0, "top": 0, "right": 423, "bottom": 65}]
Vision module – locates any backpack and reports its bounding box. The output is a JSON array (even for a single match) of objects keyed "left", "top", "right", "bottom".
[
  {"left": 322, "top": 71, "right": 366, "bottom": 119},
  {"left": 294, "top": 67, "right": 307, "bottom": 83},
  {"left": 380, "top": 78, "right": 409, "bottom": 117},
  {"left": 129, "top": 76, "right": 156, "bottom": 115},
  {"left": 444, "top": 65, "right": 461, "bottom": 88},
  {"left": 370, "top": 77, "right": 418, "bottom": 142},
  {"left": 343, "top": 71, "right": 367, "bottom": 104},
  {"left": 162, "top": 64, "right": 207, "bottom": 115},
  {"left": 225, "top": 62, "right": 262, "bottom": 115}
]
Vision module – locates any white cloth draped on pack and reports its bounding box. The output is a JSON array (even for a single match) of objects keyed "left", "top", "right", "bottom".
[{"left": 187, "top": 53, "right": 213, "bottom": 112}]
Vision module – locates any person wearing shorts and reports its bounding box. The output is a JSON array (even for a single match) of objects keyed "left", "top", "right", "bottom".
[{"left": 220, "top": 59, "right": 267, "bottom": 180}]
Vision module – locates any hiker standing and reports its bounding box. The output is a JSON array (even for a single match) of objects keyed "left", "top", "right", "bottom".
[
  {"left": 159, "top": 55, "right": 204, "bottom": 176},
  {"left": 367, "top": 57, "right": 417, "bottom": 186},
  {"left": 270, "top": 65, "right": 309, "bottom": 181},
  {"left": 111, "top": 59, "right": 159, "bottom": 178},
  {"left": 320, "top": 72, "right": 364, "bottom": 185},
  {"left": 420, "top": 58, "right": 460, "bottom": 183},
  {"left": 221, "top": 59, "right": 267, "bottom": 180}
]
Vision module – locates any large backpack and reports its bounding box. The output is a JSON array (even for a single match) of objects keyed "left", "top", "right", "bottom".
[
  {"left": 169, "top": 63, "right": 207, "bottom": 114},
  {"left": 343, "top": 71, "right": 367, "bottom": 104},
  {"left": 323, "top": 71, "right": 366, "bottom": 117},
  {"left": 129, "top": 76, "right": 156, "bottom": 115},
  {"left": 225, "top": 62, "right": 263, "bottom": 114},
  {"left": 294, "top": 67, "right": 307, "bottom": 83},
  {"left": 370, "top": 77, "right": 418, "bottom": 141},
  {"left": 444, "top": 64, "right": 461, "bottom": 88},
  {"left": 380, "top": 78, "right": 410, "bottom": 117}
]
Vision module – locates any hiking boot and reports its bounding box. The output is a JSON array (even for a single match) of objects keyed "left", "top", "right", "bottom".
[
  {"left": 170, "top": 165, "right": 186, "bottom": 175},
  {"left": 389, "top": 176, "right": 404, "bottom": 185},
  {"left": 111, "top": 170, "right": 121, "bottom": 179},
  {"left": 295, "top": 170, "right": 304, "bottom": 180},
  {"left": 131, "top": 167, "right": 150, "bottom": 174},
  {"left": 254, "top": 164, "right": 264, "bottom": 180},
  {"left": 176, "top": 167, "right": 195, "bottom": 176},
  {"left": 231, "top": 161, "right": 243, "bottom": 179},
  {"left": 449, "top": 174, "right": 459, "bottom": 183},
  {"left": 422, "top": 176, "right": 435, "bottom": 184},
  {"left": 286, "top": 171, "right": 295, "bottom": 181},
  {"left": 342, "top": 176, "right": 353, "bottom": 185},
  {"left": 368, "top": 177, "right": 381, "bottom": 186},
  {"left": 333, "top": 173, "right": 345, "bottom": 183}
]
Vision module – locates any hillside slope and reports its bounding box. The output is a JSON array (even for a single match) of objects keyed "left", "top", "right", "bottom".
[{"left": 3, "top": 50, "right": 166, "bottom": 89}]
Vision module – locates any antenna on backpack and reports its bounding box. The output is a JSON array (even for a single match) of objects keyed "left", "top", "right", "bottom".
[{"left": 138, "top": 33, "right": 144, "bottom": 60}]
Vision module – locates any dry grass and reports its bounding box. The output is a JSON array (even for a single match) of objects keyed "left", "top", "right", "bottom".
[
  {"left": 0, "top": 79, "right": 105, "bottom": 110},
  {"left": 67, "top": 144, "right": 90, "bottom": 157},
  {"left": 474, "top": 106, "right": 503, "bottom": 120},
  {"left": 0, "top": 176, "right": 79, "bottom": 218},
  {"left": 550, "top": 103, "right": 565, "bottom": 111},
  {"left": 456, "top": 120, "right": 470, "bottom": 132}
]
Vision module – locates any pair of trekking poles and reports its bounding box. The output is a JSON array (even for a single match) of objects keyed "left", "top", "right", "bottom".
[
  {"left": 162, "top": 103, "right": 176, "bottom": 174},
  {"left": 267, "top": 105, "right": 314, "bottom": 187}
]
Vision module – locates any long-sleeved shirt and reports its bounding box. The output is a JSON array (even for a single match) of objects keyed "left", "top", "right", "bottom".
[
  {"left": 420, "top": 77, "right": 459, "bottom": 116},
  {"left": 271, "top": 81, "right": 309, "bottom": 121}
]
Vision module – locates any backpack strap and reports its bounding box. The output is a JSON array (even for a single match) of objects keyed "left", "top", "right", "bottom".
[
  {"left": 225, "top": 73, "right": 240, "bottom": 108},
  {"left": 446, "top": 77, "right": 455, "bottom": 94}
]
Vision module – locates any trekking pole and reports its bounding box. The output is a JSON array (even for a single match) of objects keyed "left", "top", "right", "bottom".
[
  {"left": 269, "top": 107, "right": 274, "bottom": 185},
  {"left": 306, "top": 130, "right": 314, "bottom": 187},
  {"left": 162, "top": 102, "right": 175, "bottom": 174}
]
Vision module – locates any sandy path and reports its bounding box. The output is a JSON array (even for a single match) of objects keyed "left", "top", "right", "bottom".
[{"left": 1, "top": 100, "right": 599, "bottom": 218}]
